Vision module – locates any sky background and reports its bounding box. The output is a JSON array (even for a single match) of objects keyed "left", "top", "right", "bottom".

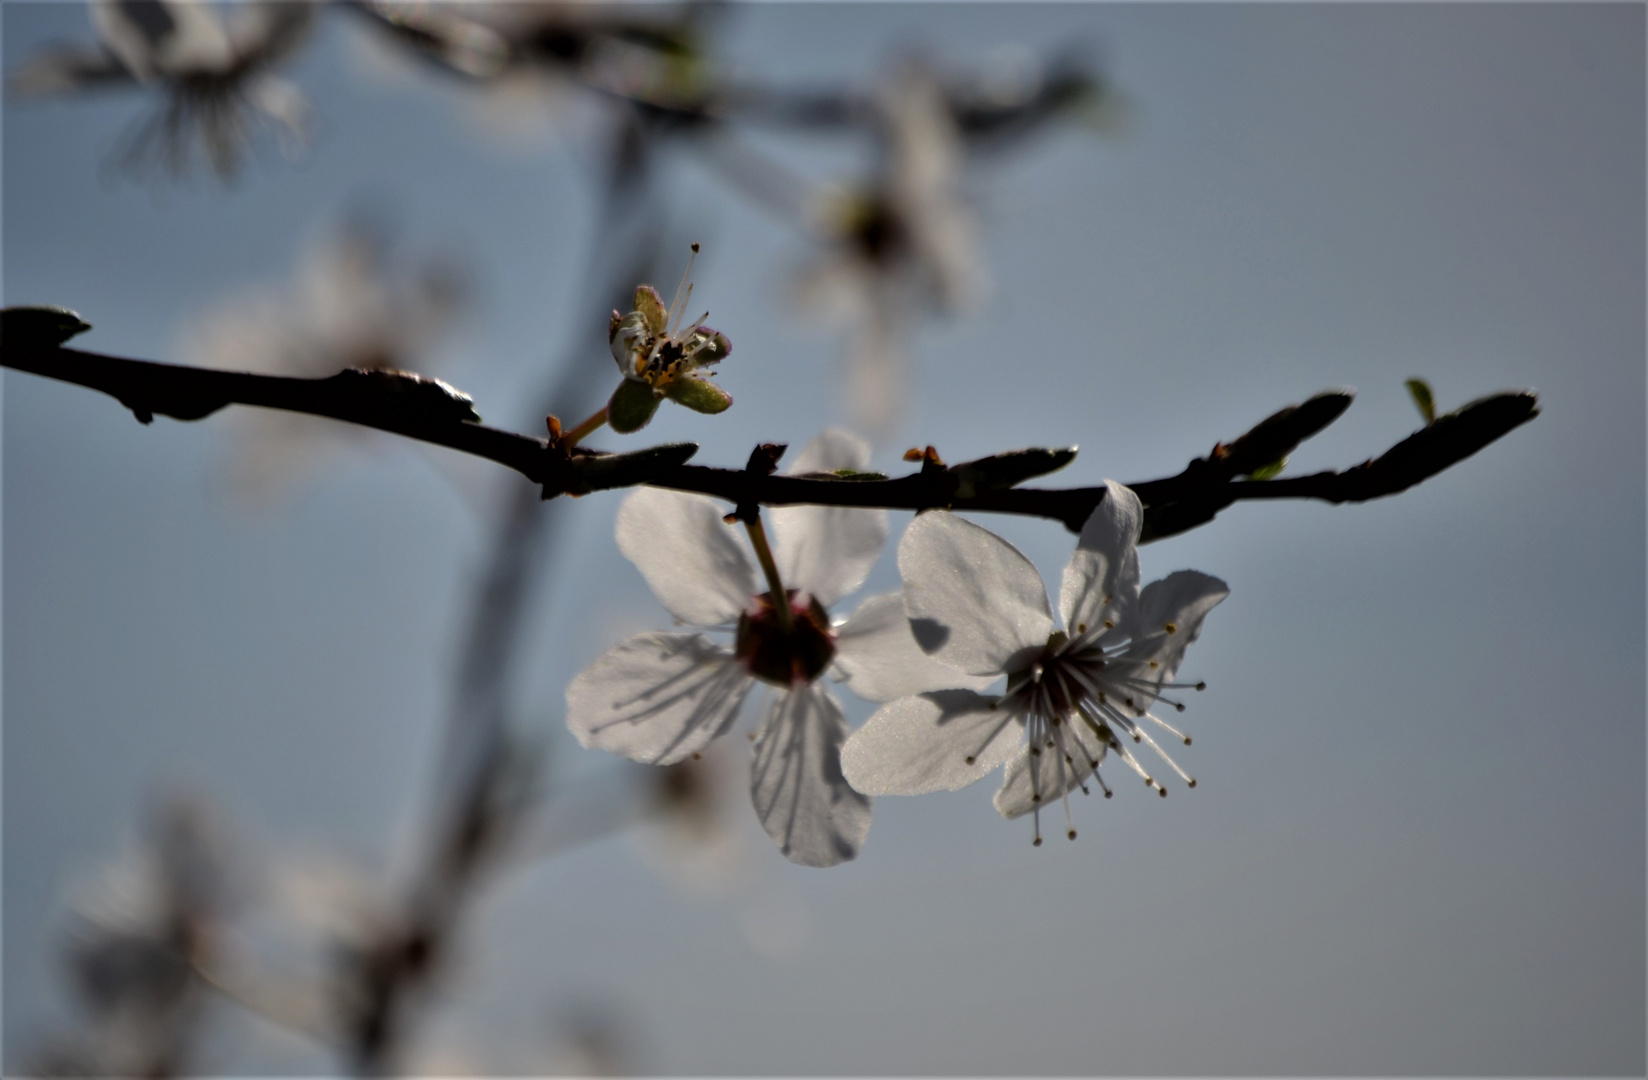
[{"left": 4, "top": 2, "right": 1644, "bottom": 1075}]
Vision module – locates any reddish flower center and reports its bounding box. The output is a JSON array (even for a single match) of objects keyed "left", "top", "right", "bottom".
[{"left": 734, "top": 590, "right": 837, "bottom": 688}]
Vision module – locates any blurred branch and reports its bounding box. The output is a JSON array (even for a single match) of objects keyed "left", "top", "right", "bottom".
[
  {"left": 3, "top": 327, "right": 1538, "bottom": 541},
  {"left": 337, "top": 114, "right": 671, "bottom": 1076},
  {"left": 345, "top": 0, "right": 1103, "bottom": 154}
]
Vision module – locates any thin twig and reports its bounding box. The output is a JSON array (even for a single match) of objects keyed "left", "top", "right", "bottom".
[{"left": 1, "top": 336, "right": 1539, "bottom": 540}]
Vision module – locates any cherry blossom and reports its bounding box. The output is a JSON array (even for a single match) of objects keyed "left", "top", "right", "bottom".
[
  {"left": 566, "top": 431, "right": 983, "bottom": 866},
  {"left": 605, "top": 245, "right": 733, "bottom": 433},
  {"left": 840, "top": 482, "right": 1227, "bottom": 844}
]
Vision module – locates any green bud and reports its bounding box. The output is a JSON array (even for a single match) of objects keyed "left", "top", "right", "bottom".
[
  {"left": 1245, "top": 456, "right": 1288, "bottom": 481},
  {"left": 608, "top": 377, "right": 662, "bottom": 433},
  {"left": 1406, "top": 378, "right": 1437, "bottom": 425},
  {"left": 665, "top": 375, "right": 732, "bottom": 415},
  {"left": 634, "top": 285, "right": 667, "bottom": 336}
]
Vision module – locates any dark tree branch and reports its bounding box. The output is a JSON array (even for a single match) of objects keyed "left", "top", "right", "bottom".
[{"left": 1, "top": 330, "right": 1539, "bottom": 543}]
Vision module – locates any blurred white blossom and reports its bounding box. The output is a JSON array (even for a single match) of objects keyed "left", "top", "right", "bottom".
[
  {"left": 352, "top": 1, "right": 711, "bottom": 151},
  {"left": 180, "top": 222, "right": 466, "bottom": 505},
  {"left": 795, "top": 59, "right": 981, "bottom": 439},
  {"left": 39, "top": 797, "right": 232, "bottom": 1076},
  {"left": 637, "top": 743, "right": 751, "bottom": 894},
  {"left": 11, "top": 0, "right": 316, "bottom": 179}
]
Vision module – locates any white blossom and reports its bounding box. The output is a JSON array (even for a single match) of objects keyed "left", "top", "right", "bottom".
[
  {"left": 841, "top": 482, "right": 1228, "bottom": 845},
  {"left": 566, "top": 430, "right": 982, "bottom": 866}
]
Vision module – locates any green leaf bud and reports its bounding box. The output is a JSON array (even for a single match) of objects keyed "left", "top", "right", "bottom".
[
  {"left": 1406, "top": 378, "right": 1437, "bottom": 425},
  {"left": 1245, "top": 456, "right": 1288, "bottom": 481}
]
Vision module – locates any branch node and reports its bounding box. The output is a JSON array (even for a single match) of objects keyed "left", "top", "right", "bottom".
[{"left": 731, "top": 443, "right": 787, "bottom": 522}]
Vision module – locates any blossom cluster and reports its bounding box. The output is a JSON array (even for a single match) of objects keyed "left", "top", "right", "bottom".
[{"left": 566, "top": 431, "right": 1228, "bottom": 866}]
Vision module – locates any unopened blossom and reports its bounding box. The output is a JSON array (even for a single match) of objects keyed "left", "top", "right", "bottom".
[
  {"left": 605, "top": 246, "right": 733, "bottom": 433},
  {"left": 566, "top": 431, "right": 985, "bottom": 866},
  {"left": 11, "top": 0, "right": 316, "bottom": 180},
  {"left": 841, "top": 482, "right": 1228, "bottom": 845}
]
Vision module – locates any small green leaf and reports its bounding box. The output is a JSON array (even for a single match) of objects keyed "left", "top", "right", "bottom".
[
  {"left": 634, "top": 285, "right": 667, "bottom": 335},
  {"left": 608, "top": 378, "right": 661, "bottom": 433},
  {"left": 1245, "top": 456, "right": 1288, "bottom": 481},
  {"left": 665, "top": 376, "right": 732, "bottom": 415},
  {"left": 1406, "top": 378, "right": 1436, "bottom": 425}
]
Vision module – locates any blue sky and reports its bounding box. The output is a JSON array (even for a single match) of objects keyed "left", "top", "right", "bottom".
[{"left": 4, "top": 3, "right": 1643, "bottom": 1074}]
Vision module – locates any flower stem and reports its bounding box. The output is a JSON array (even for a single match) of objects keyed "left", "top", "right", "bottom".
[
  {"left": 742, "top": 514, "right": 793, "bottom": 633},
  {"left": 562, "top": 405, "right": 609, "bottom": 447}
]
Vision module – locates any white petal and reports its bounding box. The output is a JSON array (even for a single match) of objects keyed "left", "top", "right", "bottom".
[
  {"left": 94, "top": 0, "right": 232, "bottom": 79},
  {"left": 1121, "top": 570, "right": 1230, "bottom": 679},
  {"left": 609, "top": 312, "right": 648, "bottom": 376},
  {"left": 840, "top": 691, "right": 1022, "bottom": 796},
  {"left": 832, "top": 592, "right": 996, "bottom": 703},
  {"left": 749, "top": 685, "right": 872, "bottom": 868},
  {"left": 768, "top": 430, "right": 886, "bottom": 606},
  {"left": 566, "top": 633, "right": 752, "bottom": 766},
  {"left": 1060, "top": 481, "right": 1143, "bottom": 637},
  {"left": 787, "top": 428, "right": 871, "bottom": 475},
  {"left": 247, "top": 75, "right": 311, "bottom": 144},
  {"left": 615, "top": 488, "right": 755, "bottom": 627},
  {"left": 993, "top": 721, "right": 1108, "bottom": 820},
  {"left": 898, "top": 512, "right": 1053, "bottom": 677}
]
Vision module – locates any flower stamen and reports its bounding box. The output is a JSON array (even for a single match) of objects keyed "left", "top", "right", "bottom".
[{"left": 665, "top": 242, "right": 701, "bottom": 338}]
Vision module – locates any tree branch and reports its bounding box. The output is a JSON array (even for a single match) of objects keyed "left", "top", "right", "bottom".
[{"left": 1, "top": 329, "right": 1539, "bottom": 541}]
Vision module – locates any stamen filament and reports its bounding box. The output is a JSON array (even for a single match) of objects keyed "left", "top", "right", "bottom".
[
  {"left": 666, "top": 243, "right": 701, "bottom": 337},
  {"left": 1132, "top": 723, "right": 1196, "bottom": 786},
  {"left": 964, "top": 704, "right": 1020, "bottom": 766},
  {"left": 1140, "top": 709, "right": 1192, "bottom": 745}
]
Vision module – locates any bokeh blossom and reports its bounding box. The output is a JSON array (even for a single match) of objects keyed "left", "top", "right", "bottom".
[
  {"left": 11, "top": 0, "right": 316, "bottom": 180},
  {"left": 566, "top": 430, "right": 978, "bottom": 866},
  {"left": 842, "top": 482, "right": 1227, "bottom": 845},
  {"left": 794, "top": 59, "right": 981, "bottom": 440},
  {"left": 180, "top": 222, "right": 466, "bottom": 504},
  {"left": 30, "top": 798, "right": 230, "bottom": 1077}
]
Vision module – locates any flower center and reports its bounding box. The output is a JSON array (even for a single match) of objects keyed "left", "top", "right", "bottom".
[
  {"left": 996, "top": 627, "right": 1210, "bottom": 845},
  {"left": 734, "top": 590, "right": 837, "bottom": 688},
  {"left": 642, "top": 336, "right": 687, "bottom": 385},
  {"left": 1004, "top": 631, "right": 1089, "bottom": 722}
]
